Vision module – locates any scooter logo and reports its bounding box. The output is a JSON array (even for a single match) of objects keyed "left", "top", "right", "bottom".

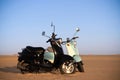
[{"left": 67, "top": 43, "right": 70, "bottom": 46}]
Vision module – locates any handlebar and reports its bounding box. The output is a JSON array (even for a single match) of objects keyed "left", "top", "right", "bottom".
[
  {"left": 46, "top": 38, "right": 62, "bottom": 43},
  {"left": 61, "top": 36, "right": 79, "bottom": 44},
  {"left": 46, "top": 32, "right": 58, "bottom": 43}
]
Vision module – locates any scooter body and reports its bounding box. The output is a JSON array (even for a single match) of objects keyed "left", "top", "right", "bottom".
[
  {"left": 44, "top": 52, "right": 54, "bottom": 63},
  {"left": 65, "top": 40, "right": 82, "bottom": 62}
]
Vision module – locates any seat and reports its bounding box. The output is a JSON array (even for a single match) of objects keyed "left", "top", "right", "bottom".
[{"left": 26, "top": 46, "right": 45, "bottom": 53}]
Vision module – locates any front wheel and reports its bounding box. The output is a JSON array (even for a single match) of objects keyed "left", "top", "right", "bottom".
[
  {"left": 59, "top": 60, "right": 75, "bottom": 74},
  {"left": 77, "top": 61, "right": 84, "bottom": 72}
]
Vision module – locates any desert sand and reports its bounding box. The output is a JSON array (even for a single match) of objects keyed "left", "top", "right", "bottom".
[{"left": 0, "top": 55, "right": 120, "bottom": 80}]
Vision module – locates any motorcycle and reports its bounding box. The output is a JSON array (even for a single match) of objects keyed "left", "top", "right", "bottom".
[{"left": 17, "top": 24, "right": 84, "bottom": 74}]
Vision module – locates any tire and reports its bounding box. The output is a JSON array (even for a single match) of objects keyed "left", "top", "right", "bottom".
[
  {"left": 59, "top": 60, "right": 75, "bottom": 74},
  {"left": 17, "top": 61, "right": 29, "bottom": 73},
  {"left": 77, "top": 61, "right": 84, "bottom": 72}
]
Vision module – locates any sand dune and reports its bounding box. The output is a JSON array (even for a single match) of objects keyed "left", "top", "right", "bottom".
[{"left": 0, "top": 55, "right": 120, "bottom": 80}]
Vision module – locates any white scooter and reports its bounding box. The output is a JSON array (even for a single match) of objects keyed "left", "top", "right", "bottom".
[{"left": 62, "top": 28, "right": 84, "bottom": 72}]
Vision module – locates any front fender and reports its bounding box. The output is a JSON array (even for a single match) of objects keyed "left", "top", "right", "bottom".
[
  {"left": 59, "top": 55, "right": 74, "bottom": 65},
  {"left": 61, "top": 55, "right": 74, "bottom": 60}
]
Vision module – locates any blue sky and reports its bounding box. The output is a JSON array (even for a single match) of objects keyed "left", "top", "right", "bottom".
[{"left": 0, "top": 0, "right": 120, "bottom": 55}]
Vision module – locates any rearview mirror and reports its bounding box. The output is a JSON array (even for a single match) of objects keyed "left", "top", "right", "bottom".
[
  {"left": 42, "top": 31, "right": 45, "bottom": 36},
  {"left": 76, "top": 27, "right": 80, "bottom": 32}
]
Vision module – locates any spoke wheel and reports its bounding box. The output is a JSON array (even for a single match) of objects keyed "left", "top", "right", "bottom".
[{"left": 60, "top": 60, "right": 75, "bottom": 74}]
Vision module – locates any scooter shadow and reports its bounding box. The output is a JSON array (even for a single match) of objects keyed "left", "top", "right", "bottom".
[
  {"left": 0, "top": 66, "right": 19, "bottom": 73},
  {"left": 0, "top": 66, "right": 60, "bottom": 74}
]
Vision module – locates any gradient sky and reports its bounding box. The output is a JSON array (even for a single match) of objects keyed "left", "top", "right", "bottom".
[{"left": 0, "top": 0, "right": 120, "bottom": 55}]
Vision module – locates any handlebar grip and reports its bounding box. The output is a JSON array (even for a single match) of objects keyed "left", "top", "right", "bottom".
[
  {"left": 46, "top": 39, "right": 51, "bottom": 43},
  {"left": 46, "top": 38, "right": 57, "bottom": 43},
  {"left": 46, "top": 41, "right": 49, "bottom": 43},
  {"left": 72, "top": 36, "right": 79, "bottom": 39}
]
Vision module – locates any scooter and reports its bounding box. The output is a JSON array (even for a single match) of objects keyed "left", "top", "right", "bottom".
[
  {"left": 17, "top": 24, "right": 76, "bottom": 74},
  {"left": 17, "top": 24, "right": 84, "bottom": 74},
  {"left": 42, "top": 32, "right": 76, "bottom": 74},
  {"left": 62, "top": 28, "right": 84, "bottom": 72}
]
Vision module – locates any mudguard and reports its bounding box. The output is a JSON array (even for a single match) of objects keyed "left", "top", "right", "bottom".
[
  {"left": 61, "top": 55, "right": 74, "bottom": 60},
  {"left": 59, "top": 55, "right": 74, "bottom": 65}
]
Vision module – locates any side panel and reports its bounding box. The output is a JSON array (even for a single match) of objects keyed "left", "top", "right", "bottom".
[{"left": 44, "top": 52, "right": 54, "bottom": 63}]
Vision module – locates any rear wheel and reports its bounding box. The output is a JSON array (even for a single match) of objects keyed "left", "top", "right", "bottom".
[
  {"left": 77, "top": 61, "right": 84, "bottom": 72},
  {"left": 59, "top": 60, "right": 75, "bottom": 74},
  {"left": 17, "top": 61, "right": 29, "bottom": 73}
]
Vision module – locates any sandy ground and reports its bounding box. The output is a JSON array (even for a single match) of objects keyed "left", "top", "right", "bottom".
[{"left": 0, "top": 55, "right": 120, "bottom": 80}]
